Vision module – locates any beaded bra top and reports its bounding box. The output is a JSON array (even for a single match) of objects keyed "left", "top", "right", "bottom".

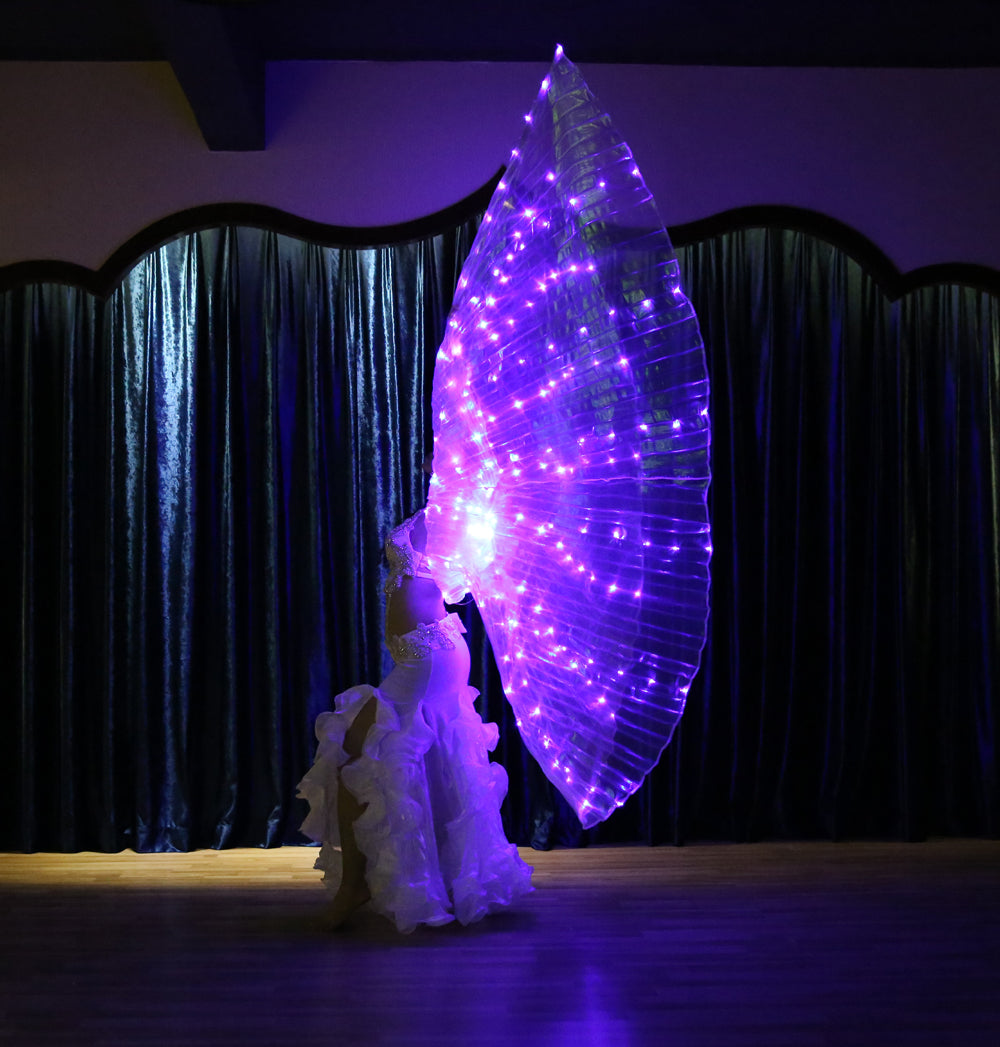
[
  {"left": 384, "top": 511, "right": 463, "bottom": 662},
  {"left": 383, "top": 511, "right": 437, "bottom": 595}
]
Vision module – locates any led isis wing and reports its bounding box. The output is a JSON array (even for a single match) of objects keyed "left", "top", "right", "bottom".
[{"left": 425, "top": 47, "right": 711, "bottom": 828}]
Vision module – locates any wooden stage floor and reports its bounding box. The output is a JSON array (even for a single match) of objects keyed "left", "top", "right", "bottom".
[{"left": 1, "top": 841, "right": 998, "bottom": 1046}]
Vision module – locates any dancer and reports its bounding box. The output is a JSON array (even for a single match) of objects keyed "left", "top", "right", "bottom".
[
  {"left": 297, "top": 470, "right": 533, "bottom": 932},
  {"left": 299, "top": 43, "right": 710, "bottom": 929}
]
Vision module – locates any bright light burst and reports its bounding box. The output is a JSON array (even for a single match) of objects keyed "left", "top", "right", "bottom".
[{"left": 425, "top": 47, "right": 711, "bottom": 828}]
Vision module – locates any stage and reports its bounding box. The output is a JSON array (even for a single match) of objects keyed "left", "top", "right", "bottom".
[{"left": 1, "top": 841, "right": 997, "bottom": 1045}]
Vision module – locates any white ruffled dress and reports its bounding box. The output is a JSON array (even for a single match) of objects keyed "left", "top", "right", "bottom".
[{"left": 297, "top": 514, "right": 533, "bottom": 933}]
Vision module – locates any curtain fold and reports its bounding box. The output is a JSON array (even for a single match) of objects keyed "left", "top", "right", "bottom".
[
  {"left": 663, "top": 231, "right": 1000, "bottom": 844},
  {"left": 2, "top": 222, "right": 997, "bottom": 851}
]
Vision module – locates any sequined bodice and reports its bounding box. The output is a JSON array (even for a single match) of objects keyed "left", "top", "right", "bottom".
[
  {"left": 384, "top": 512, "right": 436, "bottom": 595},
  {"left": 383, "top": 511, "right": 451, "bottom": 661}
]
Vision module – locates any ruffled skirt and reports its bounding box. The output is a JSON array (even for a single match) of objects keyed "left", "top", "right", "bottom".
[{"left": 297, "top": 620, "right": 533, "bottom": 933}]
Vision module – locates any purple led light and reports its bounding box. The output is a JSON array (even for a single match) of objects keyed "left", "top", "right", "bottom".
[{"left": 425, "top": 48, "right": 711, "bottom": 828}]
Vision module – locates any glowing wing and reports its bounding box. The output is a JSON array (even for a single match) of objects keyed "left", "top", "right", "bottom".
[{"left": 425, "top": 47, "right": 711, "bottom": 828}]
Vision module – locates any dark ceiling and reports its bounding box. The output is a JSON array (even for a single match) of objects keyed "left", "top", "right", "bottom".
[
  {"left": 4, "top": 0, "right": 999, "bottom": 65},
  {"left": 5, "top": 0, "right": 999, "bottom": 149}
]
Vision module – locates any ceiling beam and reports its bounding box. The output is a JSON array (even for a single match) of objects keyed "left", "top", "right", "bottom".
[{"left": 140, "top": 0, "right": 264, "bottom": 151}]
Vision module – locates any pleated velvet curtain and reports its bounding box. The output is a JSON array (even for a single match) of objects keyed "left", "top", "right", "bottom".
[
  {"left": 674, "top": 232, "right": 999, "bottom": 845},
  {"left": 1, "top": 224, "right": 476, "bottom": 851},
  {"left": 2, "top": 220, "right": 998, "bottom": 851}
]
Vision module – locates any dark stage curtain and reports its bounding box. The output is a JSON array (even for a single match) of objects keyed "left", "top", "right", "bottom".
[
  {"left": 2, "top": 221, "right": 998, "bottom": 852},
  {"left": 1, "top": 224, "right": 476, "bottom": 851},
  {"left": 671, "top": 231, "right": 1000, "bottom": 844}
]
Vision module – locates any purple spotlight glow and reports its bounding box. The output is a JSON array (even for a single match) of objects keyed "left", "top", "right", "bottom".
[{"left": 425, "top": 47, "right": 711, "bottom": 828}]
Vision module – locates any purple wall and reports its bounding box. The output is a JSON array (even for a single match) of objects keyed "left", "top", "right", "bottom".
[{"left": 2, "top": 61, "right": 999, "bottom": 274}]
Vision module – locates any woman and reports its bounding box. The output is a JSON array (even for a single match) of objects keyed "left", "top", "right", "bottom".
[{"left": 297, "top": 482, "right": 533, "bottom": 932}]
